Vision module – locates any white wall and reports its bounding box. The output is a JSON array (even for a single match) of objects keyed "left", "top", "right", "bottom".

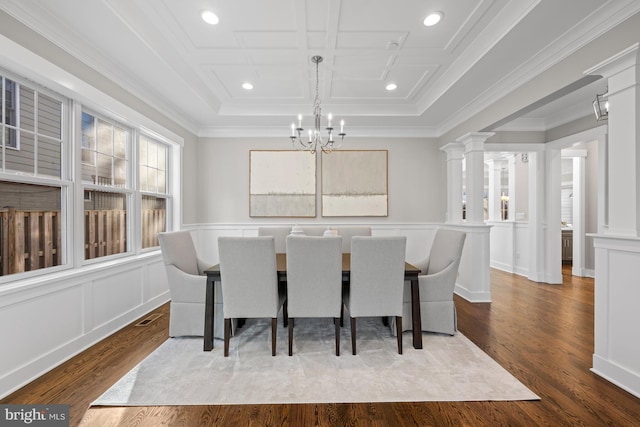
[{"left": 196, "top": 137, "right": 446, "bottom": 224}]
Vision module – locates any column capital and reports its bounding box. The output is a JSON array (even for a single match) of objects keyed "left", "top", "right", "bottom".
[
  {"left": 440, "top": 142, "right": 465, "bottom": 161},
  {"left": 457, "top": 132, "right": 495, "bottom": 153}
]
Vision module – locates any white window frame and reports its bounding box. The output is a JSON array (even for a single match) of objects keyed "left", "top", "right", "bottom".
[
  {"left": 1, "top": 55, "right": 183, "bottom": 284},
  {"left": 0, "top": 69, "right": 71, "bottom": 284},
  {"left": 78, "top": 108, "right": 133, "bottom": 265},
  {"left": 138, "top": 132, "right": 172, "bottom": 251}
]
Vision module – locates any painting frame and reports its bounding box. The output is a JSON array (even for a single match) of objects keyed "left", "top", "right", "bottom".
[
  {"left": 321, "top": 149, "right": 388, "bottom": 217},
  {"left": 249, "top": 150, "right": 316, "bottom": 218}
]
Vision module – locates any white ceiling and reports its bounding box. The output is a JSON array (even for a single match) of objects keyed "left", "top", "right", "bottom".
[{"left": 1, "top": 0, "right": 638, "bottom": 137}]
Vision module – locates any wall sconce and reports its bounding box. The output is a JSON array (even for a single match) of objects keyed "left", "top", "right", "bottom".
[{"left": 593, "top": 90, "right": 609, "bottom": 121}]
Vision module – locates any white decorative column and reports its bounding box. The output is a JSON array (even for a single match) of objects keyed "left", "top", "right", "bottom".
[
  {"left": 545, "top": 147, "right": 563, "bottom": 284},
  {"left": 527, "top": 150, "right": 546, "bottom": 283},
  {"left": 459, "top": 132, "right": 494, "bottom": 224},
  {"left": 589, "top": 44, "right": 640, "bottom": 236},
  {"left": 441, "top": 142, "right": 465, "bottom": 224},
  {"left": 572, "top": 154, "right": 586, "bottom": 277},
  {"left": 452, "top": 133, "right": 494, "bottom": 302},
  {"left": 585, "top": 43, "right": 640, "bottom": 398}
]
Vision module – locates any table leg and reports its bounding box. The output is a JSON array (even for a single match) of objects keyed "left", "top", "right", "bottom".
[
  {"left": 411, "top": 278, "right": 423, "bottom": 349},
  {"left": 204, "top": 277, "right": 215, "bottom": 351}
]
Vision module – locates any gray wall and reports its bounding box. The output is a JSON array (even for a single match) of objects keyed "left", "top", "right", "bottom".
[{"left": 196, "top": 137, "right": 446, "bottom": 224}]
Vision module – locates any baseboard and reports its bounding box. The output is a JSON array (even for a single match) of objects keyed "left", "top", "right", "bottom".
[
  {"left": 591, "top": 354, "right": 640, "bottom": 399},
  {"left": 490, "top": 261, "right": 515, "bottom": 273},
  {"left": 454, "top": 284, "right": 491, "bottom": 303}
]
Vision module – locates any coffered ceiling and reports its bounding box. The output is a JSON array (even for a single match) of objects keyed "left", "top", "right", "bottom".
[{"left": 1, "top": 0, "right": 638, "bottom": 137}]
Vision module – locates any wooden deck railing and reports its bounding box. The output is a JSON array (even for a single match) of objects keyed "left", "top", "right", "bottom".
[
  {"left": 0, "top": 208, "right": 61, "bottom": 276},
  {"left": 142, "top": 209, "right": 165, "bottom": 249},
  {"left": 84, "top": 209, "right": 127, "bottom": 259},
  {"left": 1, "top": 208, "right": 165, "bottom": 276}
]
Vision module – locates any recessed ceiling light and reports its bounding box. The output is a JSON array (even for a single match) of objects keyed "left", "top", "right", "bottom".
[
  {"left": 386, "top": 83, "right": 398, "bottom": 91},
  {"left": 201, "top": 10, "right": 219, "bottom": 25},
  {"left": 242, "top": 82, "right": 254, "bottom": 90},
  {"left": 423, "top": 11, "right": 443, "bottom": 27}
]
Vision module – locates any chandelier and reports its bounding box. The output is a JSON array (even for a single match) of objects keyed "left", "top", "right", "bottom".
[{"left": 290, "top": 56, "right": 345, "bottom": 153}]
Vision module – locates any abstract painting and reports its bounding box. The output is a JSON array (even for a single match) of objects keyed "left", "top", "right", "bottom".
[
  {"left": 321, "top": 150, "right": 388, "bottom": 216},
  {"left": 250, "top": 150, "right": 316, "bottom": 217}
]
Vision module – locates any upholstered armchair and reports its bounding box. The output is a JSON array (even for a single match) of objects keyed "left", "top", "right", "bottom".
[
  {"left": 398, "top": 229, "right": 466, "bottom": 336},
  {"left": 158, "top": 230, "right": 225, "bottom": 339}
]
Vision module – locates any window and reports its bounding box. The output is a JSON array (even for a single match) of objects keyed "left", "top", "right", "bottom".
[
  {"left": 1, "top": 65, "right": 178, "bottom": 280},
  {"left": 81, "top": 111, "right": 130, "bottom": 260},
  {"left": 1, "top": 72, "right": 66, "bottom": 278},
  {"left": 81, "top": 112, "right": 127, "bottom": 187},
  {"left": 139, "top": 135, "right": 169, "bottom": 248},
  {"left": 2, "top": 74, "right": 63, "bottom": 177},
  {"left": 3, "top": 77, "right": 17, "bottom": 148}
]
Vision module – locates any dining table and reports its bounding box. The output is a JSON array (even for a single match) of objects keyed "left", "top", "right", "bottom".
[{"left": 203, "top": 253, "right": 422, "bottom": 351}]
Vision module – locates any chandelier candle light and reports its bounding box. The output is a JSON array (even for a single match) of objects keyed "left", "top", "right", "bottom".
[{"left": 290, "top": 56, "right": 345, "bottom": 153}]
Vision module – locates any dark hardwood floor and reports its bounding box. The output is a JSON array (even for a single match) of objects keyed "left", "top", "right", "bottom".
[{"left": 3, "top": 266, "right": 640, "bottom": 426}]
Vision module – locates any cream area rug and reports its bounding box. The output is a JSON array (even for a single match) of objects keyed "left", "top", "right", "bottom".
[{"left": 93, "top": 317, "right": 539, "bottom": 406}]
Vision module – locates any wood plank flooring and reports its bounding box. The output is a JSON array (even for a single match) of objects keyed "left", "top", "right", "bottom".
[{"left": 3, "top": 266, "right": 640, "bottom": 426}]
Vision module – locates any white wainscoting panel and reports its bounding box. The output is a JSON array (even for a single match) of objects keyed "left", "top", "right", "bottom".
[
  {"left": 0, "top": 284, "right": 84, "bottom": 377},
  {"left": 0, "top": 252, "right": 169, "bottom": 399},
  {"left": 92, "top": 267, "right": 144, "bottom": 329},
  {"left": 487, "top": 221, "right": 530, "bottom": 277},
  {"left": 514, "top": 222, "right": 529, "bottom": 276},
  {"left": 488, "top": 221, "right": 515, "bottom": 273},
  {"left": 446, "top": 224, "right": 492, "bottom": 302},
  {"left": 591, "top": 235, "right": 640, "bottom": 398}
]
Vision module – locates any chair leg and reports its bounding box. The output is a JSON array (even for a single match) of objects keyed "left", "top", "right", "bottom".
[
  {"left": 335, "top": 317, "right": 340, "bottom": 356},
  {"left": 350, "top": 317, "right": 357, "bottom": 355},
  {"left": 271, "top": 318, "right": 277, "bottom": 356},
  {"left": 288, "top": 318, "right": 294, "bottom": 356},
  {"left": 340, "top": 304, "right": 344, "bottom": 327},
  {"left": 283, "top": 300, "right": 288, "bottom": 327},
  {"left": 224, "top": 318, "right": 231, "bottom": 357},
  {"left": 396, "top": 316, "right": 403, "bottom": 355}
]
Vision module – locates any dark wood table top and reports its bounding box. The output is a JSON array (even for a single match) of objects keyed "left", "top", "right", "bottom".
[{"left": 204, "top": 253, "right": 420, "bottom": 276}]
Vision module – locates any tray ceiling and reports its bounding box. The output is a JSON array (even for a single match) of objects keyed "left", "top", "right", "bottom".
[{"left": 1, "top": 0, "right": 638, "bottom": 136}]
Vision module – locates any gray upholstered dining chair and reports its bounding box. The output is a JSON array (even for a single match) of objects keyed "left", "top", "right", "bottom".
[
  {"left": 286, "top": 235, "right": 343, "bottom": 356},
  {"left": 158, "top": 230, "right": 224, "bottom": 338},
  {"left": 218, "top": 236, "right": 287, "bottom": 357},
  {"left": 336, "top": 226, "right": 372, "bottom": 253},
  {"left": 345, "top": 236, "right": 406, "bottom": 355},
  {"left": 257, "top": 226, "right": 291, "bottom": 253},
  {"left": 299, "top": 226, "right": 325, "bottom": 236},
  {"left": 398, "top": 229, "right": 466, "bottom": 336}
]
